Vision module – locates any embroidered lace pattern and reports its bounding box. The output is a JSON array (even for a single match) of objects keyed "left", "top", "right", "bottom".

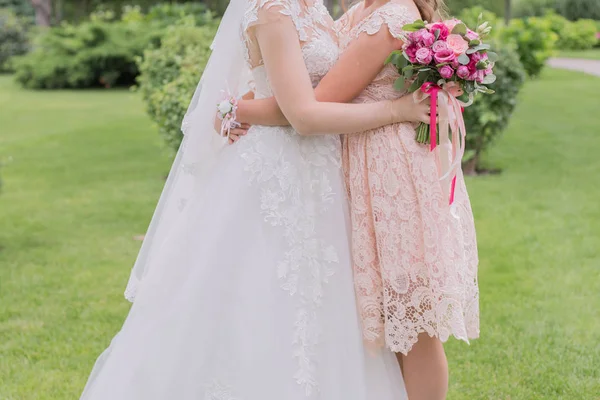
[
  {"left": 337, "top": 2, "right": 480, "bottom": 355},
  {"left": 204, "top": 380, "right": 240, "bottom": 400},
  {"left": 239, "top": 0, "right": 342, "bottom": 394}
]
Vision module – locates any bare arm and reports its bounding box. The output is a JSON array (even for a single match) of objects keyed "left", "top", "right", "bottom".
[
  {"left": 238, "top": 22, "right": 430, "bottom": 127},
  {"left": 253, "top": 17, "right": 413, "bottom": 136}
]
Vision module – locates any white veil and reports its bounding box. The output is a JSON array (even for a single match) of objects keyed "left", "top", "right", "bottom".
[{"left": 124, "top": 0, "right": 251, "bottom": 302}]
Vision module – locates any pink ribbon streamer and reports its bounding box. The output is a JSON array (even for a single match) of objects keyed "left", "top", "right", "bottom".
[{"left": 419, "top": 82, "right": 467, "bottom": 206}]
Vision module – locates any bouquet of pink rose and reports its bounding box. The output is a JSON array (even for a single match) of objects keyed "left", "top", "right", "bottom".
[
  {"left": 386, "top": 15, "right": 497, "bottom": 205},
  {"left": 386, "top": 15, "right": 497, "bottom": 145}
]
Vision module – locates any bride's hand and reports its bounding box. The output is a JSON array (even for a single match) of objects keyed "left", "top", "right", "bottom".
[{"left": 390, "top": 95, "right": 435, "bottom": 125}]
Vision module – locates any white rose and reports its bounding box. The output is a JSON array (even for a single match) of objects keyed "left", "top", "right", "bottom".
[{"left": 217, "top": 100, "right": 233, "bottom": 115}]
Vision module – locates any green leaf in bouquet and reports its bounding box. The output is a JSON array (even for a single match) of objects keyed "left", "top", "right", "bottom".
[
  {"left": 402, "top": 20, "right": 425, "bottom": 32},
  {"left": 458, "top": 53, "right": 470, "bottom": 65},
  {"left": 434, "top": 29, "right": 441, "bottom": 40},
  {"left": 469, "top": 39, "right": 481, "bottom": 46},
  {"left": 457, "top": 92, "right": 471, "bottom": 103},
  {"left": 408, "top": 73, "right": 425, "bottom": 93},
  {"left": 418, "top": 67, "right": 432, "bottom": 72},
  {"left": 464, "top": 80, "right": 475, "bottom": 93},
  {"left": 385, "top": 50, "right": 402, "bottom": 65},
  {"left": 486, "top": 51, "right": 498, "bottom": 63},
  {"left": 404, "top": 67, "right": 415, "bottom": 79},
  {"left": 451, "top": 23, "right": 467, "bottom": 35},
  {"left": 482, "top": 74, "right": 496, "bottom": 84},
  {"left": 394, "top": 76, "right": 406, "bottom": 91},
  {"left": 436, "top": 62, "right": 450, "bottom": 68},
  {"left": 476, "top": 61, "right": 488, "bottom": 70},
  {"left": 477, "top": 85, "right": 495, "bottom": 94},
  {"left": 467, "top": 44, "right": 491, "bottom": 54}
]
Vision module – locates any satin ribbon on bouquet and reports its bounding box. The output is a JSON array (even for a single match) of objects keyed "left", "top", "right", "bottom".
[{"left": 414, "top": 82, "right": 471, "bottom": 206}]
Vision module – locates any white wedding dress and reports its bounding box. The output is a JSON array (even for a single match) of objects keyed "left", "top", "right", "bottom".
[{"left": 80, "top": 0, "right": 407, "bottom": 399}]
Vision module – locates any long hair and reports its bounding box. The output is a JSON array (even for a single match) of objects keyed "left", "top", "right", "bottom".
[
  {"left": 413, "top": 0, "right": 447, "bottom": 22},
  {"left": 340, "top": 0, "right": 447, "bottom": 22}
]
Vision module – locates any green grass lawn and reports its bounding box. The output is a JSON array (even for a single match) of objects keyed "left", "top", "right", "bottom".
[
  {"left": 558, "top": 49, "right": 600, "bottom": 60},
  {"left": 1, "top": 69, "right": 599, "bottom": 399}
]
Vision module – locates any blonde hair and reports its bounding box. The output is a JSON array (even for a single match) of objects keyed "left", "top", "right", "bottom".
[
  {"left": 340, "top": 0, "right": 447, "bottom": 23},
  {"left": 413, "top": 0, "right": 447, "bottom": 22}
]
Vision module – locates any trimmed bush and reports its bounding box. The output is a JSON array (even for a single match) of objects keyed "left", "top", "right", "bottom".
[
  {"left": 136, "top": 18, "right": 218, "bottom": 151},
  {"left": 10, "top": 3, "right": 214, "bottom": 89},
  {"left": 448, "top": 0, "right": 505, "bottom": 18},
  {"left": 0, "top": 0, "right": 34, "bottom": 19},
  {"left": 146, "top": 2, "right": 212, "bottom": 26},
  {"left": 513, "top": 0, "right": 558, "bottom": 18},
  {"left": 558, "top": 19, "right": 597, "bottom": 50},
  {"left": 11, "top": 18, "right": 162, "bottom": 89},
  {"left": 556, "top": 0, "right": 600, "bottom": 21},
  {"left": 500, "top": 16, "right": 557, "bottom": 77},
  {"left": 0, "top": 8, "right": 30, "bottom": 71},
  {"left": 463, "top": 40, "right": 527, "bottom": 173}
]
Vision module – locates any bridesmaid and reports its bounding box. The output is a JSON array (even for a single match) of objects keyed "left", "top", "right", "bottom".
[{"left": 226, "top": 0, "right": 479, "bottom": 398}]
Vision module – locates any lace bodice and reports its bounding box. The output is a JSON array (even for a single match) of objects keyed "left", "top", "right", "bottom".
[
  {"left": 335, "top": 1, "right": 417, "bottom": 102},
  {"left": 241, "top": 0, "right": 339, "bottom": 97}
]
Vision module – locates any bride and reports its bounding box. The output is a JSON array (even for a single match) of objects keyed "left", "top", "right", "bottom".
[{"left": 79, "top": 0, "right": 427, "bottom": 398}]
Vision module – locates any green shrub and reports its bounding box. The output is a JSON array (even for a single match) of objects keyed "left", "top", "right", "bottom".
[
  {"left": 137, "top": 18, "right": 218, "bottom": 151},
  {"left": 500, "top": 16, "right": 557, "bottom": 77},
  {"left": 0, "top": 8, "right": 30, "bottom": 71},
  {"left": 463, "top": 40, "right": 527, "bottom": 173},
  {"left": 0, "top": 0, "right": 34, "bottom": 19},
  {"left": 541, "top": 11, "right": 597, "bottom": 50},
  {"left": 448, "top": 0, "right": 504, "bottom": 18},
  {"left": 513, "top": 0, "right": 558, "bottom": 18},
  {"left": 556, "top": 0, "right": 600, "bottom": 21},
  {"left": 557, "top": 18, "right": 597, "bottom": 50},
  {"left": 10, "top": 3, "right": 214, "bottom": 90},
  {"left": 11, "top": 18, "right": 161, "bottom": 88},
  {"left": 146, "top": 2, "right": 212, "bottom": 26}
]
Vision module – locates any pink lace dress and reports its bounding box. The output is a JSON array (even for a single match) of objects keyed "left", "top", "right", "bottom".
[{"left": 336, "top": 1, "right": 480, "bottom": 355}]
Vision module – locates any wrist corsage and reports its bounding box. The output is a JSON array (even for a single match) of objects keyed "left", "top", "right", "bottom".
[{"left": 217, "top": 96, "right": 240, "bottom": 139}]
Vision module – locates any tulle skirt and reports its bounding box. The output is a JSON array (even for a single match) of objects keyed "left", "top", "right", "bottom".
[{"left": 80, "top": 126, "right": 407, "bottom": 400}]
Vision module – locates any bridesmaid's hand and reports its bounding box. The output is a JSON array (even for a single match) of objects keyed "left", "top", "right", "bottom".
[
  {"left": 391, "top": 95, "right": 436, "bottom": 125},
  {"left": 213, "top": 113, "right": 251, "bottom": 144},
  {"left": 228, "top": 123, "right": 250, "bottom": 145}
]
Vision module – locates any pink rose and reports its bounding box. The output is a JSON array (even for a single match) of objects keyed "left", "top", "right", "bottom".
[
  {"left": 439, "top": 65, "right": 454, "bottom": 79},
  {"left": 469, "top": 70, "right": 485, "bottom": 83},
  {"left": 447, "top": 34, "right": 469, "bottom": 56},
  {"left": 456, "top": 65, "right": 470, "bottom": 79},
  {"left": 405, "top": 44, "right": 419, "bottom": 63},
  {"left": 465, "top": 29, "right": 479, "bottom": 41},
  {"left": 429, "top": 23, "right": 449, "bottom": 41},
  {"left": 411, "top": 29, "right": 427, "bottom": 44},
  {"left": 433, "top": 48, "right": 456, "bottom": 64},
  {"left": 422, "top": 31, "right": 436, "bottom": 46},
  {"left": 432, "top": 40, "right": 448, "bottom": 53},
  {"left": 467, "top": 51, "right": 484, "bottom": 73},
  {"left": 415, "top": 47, "right": 433, "bottom": 65}
]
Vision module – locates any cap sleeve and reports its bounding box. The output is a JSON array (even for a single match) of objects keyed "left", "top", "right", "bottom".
[
  {"left": 355, "top": 2, "right": 418, "bottom": 41},
  {"left": 243, "top": 0, "right": 306, "bottom": 38}
]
